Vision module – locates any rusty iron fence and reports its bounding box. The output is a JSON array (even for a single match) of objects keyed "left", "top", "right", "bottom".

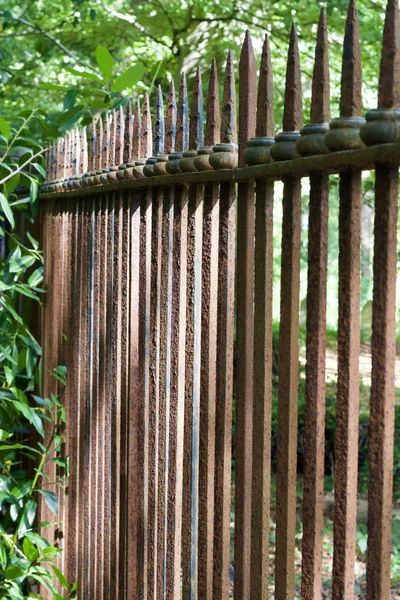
[{"left": 38, "top": 0, "right": 400, "bottom": 598}]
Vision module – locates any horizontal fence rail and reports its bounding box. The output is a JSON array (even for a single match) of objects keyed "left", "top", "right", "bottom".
[{"left": 39, "top": 0, "right": 400, "bottom": 598}]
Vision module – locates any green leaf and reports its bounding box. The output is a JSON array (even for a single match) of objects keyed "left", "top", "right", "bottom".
[
  {"left": 25, "top": 531, "right": 50, "bottom": 550},
  {"left": 96, "top": 46, "right": 114, "bottom": 80},
  {"left": 63, "top": 65, "right": 102, "bottom": 82},
  {"left": 31, "top": 411, "right": 45, "bottom": 438},
  {"left": 111, "top": 64, "right": 146, "bottom": 92},
  {"left": 17, "top": 498, "right": 37, "bottom": 538},
  {"left": 0, "top": 118, "right": 11, "bottom": 140},
  {"left": 38, "top": 83, "right": 70, "bottom": 92},
  {"left": 32, "top": 163, "right": 46, "bottom": 179},
  {"left": 63, "top": 89, "right": 78, "bottom": 111},
  {"left": 4, "top": 365, "right": 14, "bottom": 386},
  {"left": 5, "top": 564, "right": 25, "bottom": 580},
  {"left": 0, "top": 429, "right": 12, "bottom": 441},
  {"left": 42, "top": 491, "right": 58, "bottom": 515},
  {"left": 52, "top": 566, "right": 69, "bottom": 591},
  {"left": 0, "top": 192, "right": 15, "bottom": 229},
  {"left": 23, "top": 537, "right": 39, "bottom": 563}
]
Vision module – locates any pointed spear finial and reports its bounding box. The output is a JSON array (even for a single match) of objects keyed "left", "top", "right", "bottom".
[
  {"left": 153, "top": 84, "right": 165, "bottom": 156},
  {"left": 80, "top": 127, "right": 88, "bottom": 175},
  {"left": 123, "top": 99, "right": 133, "bottom": 163},
  {"left": 378, "top": 0, "right": 400, "bottom": 109},
  {"left": 56, "top": 138, "right": 63, "bottom": 180},
  {"left": 340, "top": 0, "right": 362, "bottom": 117},
  {"left": 189, "top": 67, "right": 204, "bottom": 150},
  {"left": 74, "top": 127, "right": 80, "bottom": 176},
  {"left": 311, "top": 9, "right": 330, "bottom": 124},
  {"left": 142, "top": 92, "right": 153, "bottom": 158},
  {"left": 133, "top": 99, "right": 141, "bottom": 160},
  {"left": 165, "top": 80, "right": 177, "bottom": 154},
  {"left": 221, "top": 50, "right": 237, "bottom": 145},
  {"left": 205, "top": 58, "right": 220, "bottom": 146},
  {"left": 114, "top": 105, "right": 124, "bottom": 166},
  {"left": 239, "top": 30, "right": 257, "bottom": 164},
  {"left": 95, "top": 117, "right": 103, "bottom": 171},
  {"left": 256, "top": 33, "right": 275, "bottom": 138},
  {"left": 108, "top": 109, "right": 116, "bottom": 167},
  {"left": 89, "top": 119, "right": 97, "bottom": 172},
  {"left": 283, "top": 22, "right": 303, "bottom": 131},
  {"left": 103, "top": 113, "right": 111, "bottom": 169},
  {"left": 62, "top": 135, "right": 68, "bottom": 179},
  {"left": 176, "top": 72, "right": 189, "bottom": 152}
]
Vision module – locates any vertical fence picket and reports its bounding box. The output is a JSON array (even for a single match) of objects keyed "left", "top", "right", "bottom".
[
  {"left": 329, "top": 2, "right": 363, "bottom": 597},
  {"left": 301, "top": 9, "right": 330, "bottom": 599},
  {"left": 251, "top": 32, "right": 275, "bottom": 600},
  {"left": 211, "top": 50, "right": 237, "bottom": 600},
  {"left": 366, "top": 0, "right": 400, "bottom": 596},
  {"left": 198, "top": 58, "right": 220, "bottom": 600},
  {"left": 271, "top": 22, "right": 303, "bottom": 600},
  {"left": 235, "top": 33, "right": 256, "bottom": 600}
]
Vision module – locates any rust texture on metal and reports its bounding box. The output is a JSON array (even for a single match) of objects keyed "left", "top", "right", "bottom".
[
  {"left": 123, "top": 99, "right": 133, "bottom": 163},
  {"left": 251, "top": 180, "right": 274, "bottom": 600},
  {"left": 274, "top": 20, "right": 303, "bottom": 600},
  {"left": 367, "top": 3, "right": 400, "bottom": 597},
  {"left": 182, "top": 185, "right": 203, "bottom": 600},
  {"left": 301, "top": 10, "right": 330, "bottom": 599},
  {"left": 212, "top": 181, "right": 236, "bottom": 600},
  {"left": 256, "top": 34, "right": 274, "bottom": 138},
  {"left": 332, "top": 2, "right": 363, "bottom": 598},
  {"left": 205, "top": 59, "right": 220, "bottom": 146},
  {"left": 367, "top": 166, "right": 398, "bottom": 599},
  {"left": 311, "top": 9, "right": 330, "bottom": 124},
  {"left": 235, "top": 29, "right": 257, "bottom": 600},
  {"left": 275, "top": 177, "right": 302, "bottom": 600},
  {"left": 340, "top": 0, "right": 362, "bottom": 117},
  {"left": 332, "top": 173, "right": 362, "bottom": 600},
  {"left": 133, "top": 99, "right": 142, "bottom": 161},
  {"left": 147, "top": 189, "right": 163, "bottom": 599},
  {"left": 283, "top": 23, "right": 303, "bottom": 132},
  {"left": 221, "top": 51, "right": 237, "bottom": 144},
  {"left": 378, "top": 0, "right": 400, "bottom": 109},
  {"left": 142, "top": 93, "right": 153, "bottom": 159},
  {"left": 251, "top": 32, "right": 275, "bottom": 600},
  {"left": 165, "top": 186, "right": 188, "bottom": 600},
  {"left": 189, "top": 67, "right": 204, "bottom": 150},
  {"left": 96, "top": 118, "right": 103, "bottom": 171},
  {"left": 239, "top": 31, "right": 257, "bottom": 163},
  {"left": 165, "top": 80, "right": 177, "bottom": 154},
  {"left": 89, "top": 120, "right": 96, "bottom": 172},
  {"left": 110, "top": 110, "right": 116, "bottom": 167},
  {"left": 115, "top": 106, "right": 125, "bottom": 166},
  {"left": 139, "top": 190, "right": 153, "bottom": 599},
  {"left": 126, "top": 190, "right": 144, "bottom": 599},
  {"left": 198, "top": 183, "right": 219, "bottom": 600},
  {"left": 154, "top": 85, "right": 165, "bottom": 156},
  {"left": 156, "top": 187, "right": 173, "bottom": 598},
  {"left": 176, "top": 73, "right": 189, "bottom": 152},
  {"left": 103, "top": 113, "right": 111, "bottom": 169}
]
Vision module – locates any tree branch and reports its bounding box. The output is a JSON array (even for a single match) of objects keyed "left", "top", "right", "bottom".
[{"left": 0, "top": 11, "right": 100, "bottom": 75}]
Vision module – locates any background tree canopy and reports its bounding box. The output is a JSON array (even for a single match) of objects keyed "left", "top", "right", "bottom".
[{"left": 0, "top": 0, "right": 388, "bottom": 131}]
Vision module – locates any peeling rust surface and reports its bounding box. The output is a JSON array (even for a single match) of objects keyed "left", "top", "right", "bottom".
[
  {"left": 205, "top": 60, "right": 220, "bottom": 147},
  {"left": 367, "top": 167, "right": 397, "bottom": 600},
  {"left": 332, "top": 170, "right": 361, "bottom": 600},
  {"left": 142, "top": 93, "right": 153, "bottom": 159},
  {"left": 378, "top": 0, "right": 400, "bottom": 109},
  {"left": 283, "top": 23, "right": 303, "bottom": 132},
  {"left": 275, "top": 176, "right": 301, "bottom": 600},
  {"left": 123, "top": 100, "right": 133, "bottom": 164},
  {"left": 165, "top": 80, "right": 177, "bottom": 155},
  {"left": 189, "top": 68, "right": 204, "bottom": 151},
  {"left": 176, "top": 73, "right": 189, "bottom": 153},
  {"left": 251, "top": 180, "right": 274, "bottom": 600},
  {"left": 311, "top": 9, "right": 330, "bottom": 124},
  {"left": 221, "top": 52, "right": 237, "bottom": 145},
  {"left": 133, "top": 100, "right": 141, "bottom": 161},
  {"left": 301, "top": 173, "right": 329, "bottom": 599},
  {"left": 239, "top": 30, "right": 256, "bottom": 163},
  {"left": 154, "top": 86, "right": 165, "bottom": 157},
  {"left": 340, "top": 0, "right": 362, "bottom": 118},
  {"left": 256, "top": 34, "right": 275, "bottom": 138}
]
